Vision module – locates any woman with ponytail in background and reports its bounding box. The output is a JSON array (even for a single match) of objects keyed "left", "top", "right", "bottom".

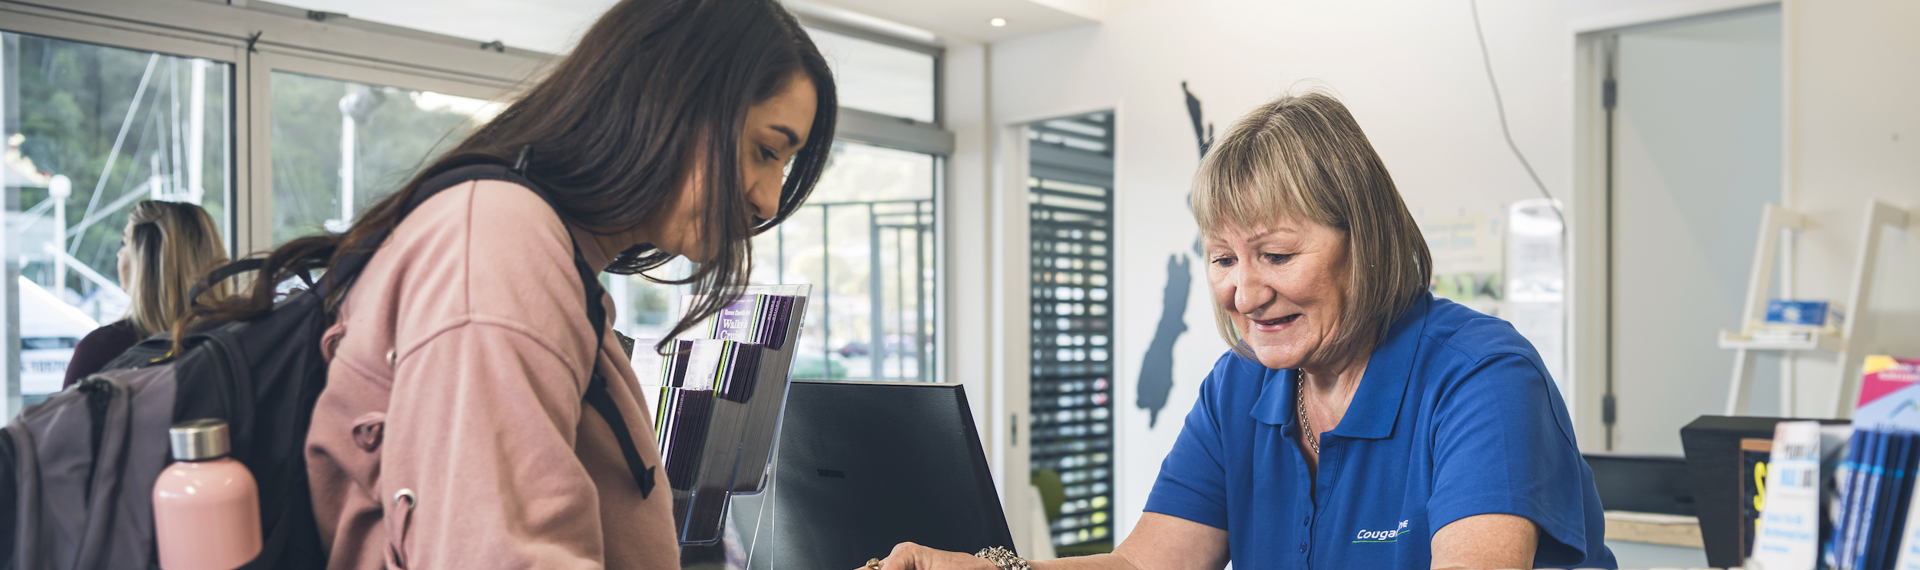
[{"left": 63, "top": 200, "right": 229, "bottom": 387}]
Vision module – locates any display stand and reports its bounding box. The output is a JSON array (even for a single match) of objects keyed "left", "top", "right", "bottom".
[
  {"left": 1718, "top": 200, "right": 1912, "bottom": 418},
  {"left": 639, "top": 284, "right": 810, "bottom": 548}
]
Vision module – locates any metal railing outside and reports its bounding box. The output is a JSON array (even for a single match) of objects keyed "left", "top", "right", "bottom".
[{"left": 771, "top": 198, "right": 936, "bottom": 383}]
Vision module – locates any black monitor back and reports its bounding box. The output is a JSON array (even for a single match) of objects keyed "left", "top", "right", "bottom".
[{"left": 734, "top": 381, "right": 1014, "bottom": 569}]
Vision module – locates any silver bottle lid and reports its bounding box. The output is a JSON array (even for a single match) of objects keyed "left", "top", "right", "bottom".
[{"left": 168, "top": 418, "right": 231, "bottom": 461}]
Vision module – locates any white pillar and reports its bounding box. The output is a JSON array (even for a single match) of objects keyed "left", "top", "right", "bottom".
[
  {"left": 50, "top": 176, "right": 72, "bottom": 300},
  {"left": 149, "top": 154, "right": 163, "bottom": 200},
  {"left": 188, "top": 59, "right": 204, "bottom": 204},
  {"left": 49, "top": 175, "right": 72, "bottom": 299},
  {"left": 337, "top": 109, "right": 355, "bottom": 231},
  {"left": 609, "top": 274, "right": 632, "bottom": 336}
]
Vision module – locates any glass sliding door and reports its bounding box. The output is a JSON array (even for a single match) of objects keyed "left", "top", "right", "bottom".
[{"left": 268, "top": 71, "right": 502, "bottom": 244}]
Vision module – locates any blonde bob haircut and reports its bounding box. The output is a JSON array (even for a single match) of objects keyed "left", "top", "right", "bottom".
[
  {"left": 1192, "top": 91, "right": 1432, "bottom": 363},
  {"left": 123, "top": 200, "right": 230, "bottom": 338}
]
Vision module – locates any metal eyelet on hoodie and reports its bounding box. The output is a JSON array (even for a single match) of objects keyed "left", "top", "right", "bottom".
[
  {"left": 386, "top": 348, "right": 396, "bottom": 368},
  {"left": 350, "top": 412, "right": 386, "bottom": 452},
  {"left": 388, "top": 488, "right": 416, "bottom": 569}
]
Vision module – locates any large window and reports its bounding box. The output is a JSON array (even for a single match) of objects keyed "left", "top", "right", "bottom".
[
  {"left": 766, "top": 141, "right": 937, "bottom": 382},
  {"left": 269, "top": 71, "right": 500, "bottom": 243},
  {"left": 615, "top": 141, "right": 940, "bottom": 382},
  {"left": 2, "top": 3, "right": 951, "bottom": 418},
  {"left": 3, "top": 32, "right": 232, "bottom": 403},
  {"left": 614, "top": 22, "right": 948, "bottom": 384},
  {"left": 805, "top": 27, "right": 936, "bottom": 124}
]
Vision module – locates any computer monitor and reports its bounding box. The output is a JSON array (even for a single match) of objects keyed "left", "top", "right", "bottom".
[{"left": 729, "top": 380, "right": 1015, "bottom": 569}]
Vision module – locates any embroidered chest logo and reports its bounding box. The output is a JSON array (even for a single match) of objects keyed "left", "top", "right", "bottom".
[{"left": 1354, "top": 520, "right": 1411, "bottom": 544}]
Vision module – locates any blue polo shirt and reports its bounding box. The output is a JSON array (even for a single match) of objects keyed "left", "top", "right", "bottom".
[{"left": 1144, "top": 293, "right": 1616, "bottom": 569}]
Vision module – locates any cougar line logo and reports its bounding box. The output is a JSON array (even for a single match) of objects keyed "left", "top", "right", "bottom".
[{"left": 1354, "top": 520, "right": 1412, "bottom": 543}]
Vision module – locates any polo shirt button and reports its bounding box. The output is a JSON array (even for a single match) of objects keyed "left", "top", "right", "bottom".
[
  {"left": 1298, "top": 542, "right": 1307, "bottom": 553},
  {"left": 1302, "top": 516, "right": 1309, "bottom": 526}
]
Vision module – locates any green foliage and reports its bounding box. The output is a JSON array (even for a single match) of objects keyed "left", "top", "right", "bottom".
[
  {"left": 10, "top": 33, "right": 230, "bottom": 300},
  {"left": 269, "top": 71, "right": 478, "bottom": 244},
  {"left": 9, "top": 32, "right": 472, "bottom": 304}
]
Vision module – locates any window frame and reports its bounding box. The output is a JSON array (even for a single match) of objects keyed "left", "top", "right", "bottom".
[
  {"left": 3, "top": 0, "right": 549, "bottom": 256},
  {"left": 797, "top": 13, "right": 945, "bottom": 126},
  {"left": 2, "top": 4, "right": 257, "bottom": 255},
  {"left": 0, "top": 0, "right": 956, "bottom": 414},
  {"left": 248, "top": 49, "right": 514, "bottom": 250},
  {"left": 0, "top": 5, "right": 257, "bottom": 415},
  {"left": 788, "top": 15, "right": 952, "bottom": 386}
]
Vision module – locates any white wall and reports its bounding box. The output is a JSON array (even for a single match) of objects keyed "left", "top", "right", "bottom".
[
  {"left": 1781, "top": 0, "right": 1920, "bottom": 416},
  {"left": 943, "top": 38, "right": 994, "bottom": 477},
  {"left": 987, "top": 0, "right": 1577, "bottom": 543}
]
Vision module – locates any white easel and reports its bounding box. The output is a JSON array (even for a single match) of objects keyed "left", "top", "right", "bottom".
[{"left": 1719, "top": 199, "right": 1913, "bottom": 418}]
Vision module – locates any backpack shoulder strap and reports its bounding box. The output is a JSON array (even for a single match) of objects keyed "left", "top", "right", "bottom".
[{"left": 564, "top": 224, "right": 656, "bottom": 499}]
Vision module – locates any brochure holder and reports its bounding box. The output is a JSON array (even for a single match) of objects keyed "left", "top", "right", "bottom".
[{"left": 638, "top": 284, "right": 809, "bottom": 547}]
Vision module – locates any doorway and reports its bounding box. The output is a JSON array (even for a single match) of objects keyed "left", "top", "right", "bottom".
[
  {"left": 1026, "top": 110, "right": 1117, "bottom": 556},
  {"left": 1601, "top": 5, "right": 1784, "bottom": 456}
]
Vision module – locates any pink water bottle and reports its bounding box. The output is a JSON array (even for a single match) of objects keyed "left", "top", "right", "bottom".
[{"left": 153, "top": 419, "right": 262, "bottom": 570}]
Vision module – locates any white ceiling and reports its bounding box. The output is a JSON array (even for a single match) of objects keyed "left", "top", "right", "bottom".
[
  {"left": 797, "top": 0, "right": 1106, "bottom": 43},
  {"left": 265, "top": 0, "right": 1106, "bottom": 54}
]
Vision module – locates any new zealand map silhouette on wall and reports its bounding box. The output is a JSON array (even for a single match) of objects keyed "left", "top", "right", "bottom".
[{"left": 1135, "top": 82, "right": 1213, "bottom": 428}]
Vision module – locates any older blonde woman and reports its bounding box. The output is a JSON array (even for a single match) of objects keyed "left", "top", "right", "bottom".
[{"left": 873, "top": 92, "right": 1614, "bottom": 569}]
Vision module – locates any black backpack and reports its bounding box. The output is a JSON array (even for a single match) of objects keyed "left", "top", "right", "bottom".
[{"left": 0, "top": 160, "right": 655, "bottom": 569}]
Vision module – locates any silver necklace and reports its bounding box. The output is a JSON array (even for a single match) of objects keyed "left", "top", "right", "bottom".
[{"left": 1296, "top": 373, "right": 1319, "bottom": 454}]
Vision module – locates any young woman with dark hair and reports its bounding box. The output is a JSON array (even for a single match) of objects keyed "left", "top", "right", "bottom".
[{"left": 179, "top": 0, "right": 836, "bottom": 567}]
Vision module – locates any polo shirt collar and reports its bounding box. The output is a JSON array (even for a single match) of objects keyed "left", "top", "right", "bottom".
[{"left": 1250, "top": 293, "right": 1432, "bottom": 441}]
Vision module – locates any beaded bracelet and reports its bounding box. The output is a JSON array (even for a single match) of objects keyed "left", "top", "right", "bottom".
[{"left": 974, "top": 546, "right": 1031, "bottom": 570}]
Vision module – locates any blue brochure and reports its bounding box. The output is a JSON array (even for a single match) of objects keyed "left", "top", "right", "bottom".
[
  {"left": 1834, "top": 432, "right": 1872, "bottom": 568},
  {"left": 1871, "top": 433, "right": 1919, "bottom": 569}
]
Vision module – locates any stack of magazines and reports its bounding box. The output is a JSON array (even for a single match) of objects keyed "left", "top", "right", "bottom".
[
  {"left": 1830, "top": 427, "right": 1919, "bottom": 569},
  {"left": 1750, "top": 355, "right": 1920, "bottom": 570},
  {"left": 638, "top": 285, "right": 809, "bottom": 545},
  {"left": 1842, "top": 355, "right": 1920, "bottom": 570}
]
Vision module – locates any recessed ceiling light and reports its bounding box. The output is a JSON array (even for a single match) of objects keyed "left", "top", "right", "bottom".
[{"left": 990, "top": 18, "right": 1008, "bottom": 27}]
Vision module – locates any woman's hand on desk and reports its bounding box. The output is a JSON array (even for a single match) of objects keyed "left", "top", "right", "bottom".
[
  {"left": 862, "top": 542, "right": 996, "bottom": 570},
  {"left": 862, "top": 513, "right": 1227, "bottom": 570}
]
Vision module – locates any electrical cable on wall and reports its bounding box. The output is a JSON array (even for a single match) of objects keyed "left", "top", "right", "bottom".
[
  {"left": 1468, "top": 0, "right": 1564, "bottom": 223},
  {"left": 1470, "top": 0, "right": 1608, "bottom": 447}
]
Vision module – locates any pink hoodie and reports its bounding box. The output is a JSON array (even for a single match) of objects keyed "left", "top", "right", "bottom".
[{"left": 305, "top": 180, "right": 678, "bottom": 569}]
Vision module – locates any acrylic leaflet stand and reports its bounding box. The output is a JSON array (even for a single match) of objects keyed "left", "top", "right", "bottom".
[{"left": 637, "top": 284, "right": 809, "bottom": 552}]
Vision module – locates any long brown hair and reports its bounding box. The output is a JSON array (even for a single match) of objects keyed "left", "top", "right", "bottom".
[
  {"left": 185, "top": 0, "right": 836, "bottom": 349},
  {"left": 123, "top": 200, "right": 230, "bottom": 338}
]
